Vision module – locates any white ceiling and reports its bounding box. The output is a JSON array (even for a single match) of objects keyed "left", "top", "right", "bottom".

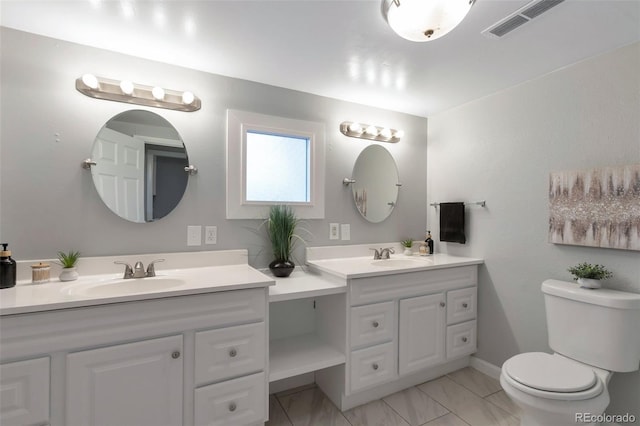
[{"left": 2, "top": 0, "right": 639, "bottom": 117}]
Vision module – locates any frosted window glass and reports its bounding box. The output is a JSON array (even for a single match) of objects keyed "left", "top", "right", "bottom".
[{"left": 245, "top": 131, "right": 310, "bottom": 203}]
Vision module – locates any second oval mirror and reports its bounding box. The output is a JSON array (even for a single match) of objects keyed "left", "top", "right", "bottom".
[
  {"left": 351, "top": 144, "right": 400, "bottom": 223},
  {"left": 90, "top": 110, "right": 189, "bottom": 223}
]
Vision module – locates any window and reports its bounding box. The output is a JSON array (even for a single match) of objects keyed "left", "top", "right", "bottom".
[{"left": 226, "top": 110, "right": 325, "bottom": 219}]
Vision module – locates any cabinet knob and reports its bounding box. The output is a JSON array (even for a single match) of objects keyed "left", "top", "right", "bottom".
[
  {"left": 372, "top": 363, "right": 379, "bottom": 371},
  {"left": 440, "top": 302, "right": 445, "bottom": 307},
  {"left": 372, "top": 321, "right": 379, "bottom": 328},
  {"left": 229, "top": 348, "right": 238, "bottom": 358},
  {"left": 228, "top": 402, "right": 237, "bottom": 412},
  {"left": 171, "top": 351, "right": 181, "bottom": 359},
  {"left": 462, "top": 337, "right": 468, "bottom": 343},
  {"left": 462, "top": 303, "right": 468, "bottom": 308}
]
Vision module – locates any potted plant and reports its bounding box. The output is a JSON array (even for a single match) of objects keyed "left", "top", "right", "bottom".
[
  {"left": 264, "top": 205, "right": 304, "bottom": 278},
  {"left": 57, "top": 250, "right": 80, "bottom": 282},
  {"left": 567, "top": 262, "right": 613, "bottom": 289},
  {"left": 401, "top": 239, "right": 413, "bottom": 256}
]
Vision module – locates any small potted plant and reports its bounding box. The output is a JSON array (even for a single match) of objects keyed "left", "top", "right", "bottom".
[
  {"left": 401, "top": 239, "right": 413, "bottom": 256},
  {"left": 264, "top": 205, "right": 304, "bottom": 278},
  {"left": 57, "top": 250, "right": 80, "bottom": 282},
  {"left": 567, "top": 262, "right": 613, "bottom": 289}
]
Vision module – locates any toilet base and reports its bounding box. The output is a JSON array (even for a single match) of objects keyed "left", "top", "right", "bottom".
[{"left": 500, "top": 374, "right": 609, "bottom": 426}]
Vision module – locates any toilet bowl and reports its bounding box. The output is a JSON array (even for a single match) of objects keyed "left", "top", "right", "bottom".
[
  {"left": 499, "top": 280, "right": 640, "bottom": 426},
  {"left": 500, "top": 352, "right": 610, "bottom": 426}
]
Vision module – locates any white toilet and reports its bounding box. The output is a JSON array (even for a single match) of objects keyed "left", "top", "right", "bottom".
[{"left": 500, "top": 279, "right": 640, "bottom": 426}]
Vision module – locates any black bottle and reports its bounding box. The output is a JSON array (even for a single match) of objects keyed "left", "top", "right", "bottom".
[
  {"left": 425, "top": 231, "right": 434, "bottom": 255},
  {"left": 1, "top": 243, "right": 17, "bottom": 289}
]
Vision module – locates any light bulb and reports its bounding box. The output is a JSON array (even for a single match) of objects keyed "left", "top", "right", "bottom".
[
  {"left": 182, "top": 91, "right": 195, "bottom": 105},
  {"left": 348, "top": 122, "right": 363, "bottom": 134},
  {"left": 82, "top": 74, "right": 99, "bottom": 89},
  {"left": 394, "top": 130, "right": 405, "bottom": 139},
  {"left": 365, "top": 125, "right": 378, "bottom": 136},
  {"left": 151, "top": 86, "right": 165, "bottom": 101},
  {"left": 379, "top": 128, "right": 392, "bottom": 139},
  {"left": 120, "top": 80, "right": 134, "bottom": 95},
  {"left": 385, "top": 0, "right": 474, "bottom": 42}
]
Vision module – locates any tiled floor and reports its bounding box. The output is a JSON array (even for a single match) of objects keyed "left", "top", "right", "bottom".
[{"left": 267, "top": 367, "right": 522, "bottom": 426}]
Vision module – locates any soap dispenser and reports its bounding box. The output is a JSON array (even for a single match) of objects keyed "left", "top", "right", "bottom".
[
  {"left": 425, "top": 231, "right": 434, "bottom": 255},
  {"left": 1, "top": 243, "right": 17, "bottom": 289}
]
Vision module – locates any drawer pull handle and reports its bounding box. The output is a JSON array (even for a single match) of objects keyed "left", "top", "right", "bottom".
[
  {"left": 229, "top": 348, "right": 238, "bottom": 358},
  {"left": 228, "top": 402, "right": 237, "bottom": 412},
  {"left": 462, "top": 337, "right": 468, "bottom": 343},
  {"left": 372, "top": 363, "right": 379, "bottom": 371},
  {"left": 440, "top": 302, "right": 445, "bottom": 307},
  {"left": 462, "top": 303, "right": 468, "bottom": 308},
  {"left": 372, "top": 321, "right": 379, "bottom": 328},
  {"left": 171, "top": 351, "right": 181, "bottom": 359}
]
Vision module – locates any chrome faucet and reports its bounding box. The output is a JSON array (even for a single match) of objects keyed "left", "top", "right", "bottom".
[
  {"left": 114, "top": 259, "right": 165, "bottom": 279},
  {"left": 370, "top": 247, "right": 395, "bottom": 260}
]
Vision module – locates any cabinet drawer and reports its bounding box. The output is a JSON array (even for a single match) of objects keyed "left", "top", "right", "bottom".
[
  {"left": 446, "top": 320, "right": 477, "bottom": 359},
  {"left": 446, "top": 287, "right": 477, "bottom": 324},
  {"left": 349, "top": 342, "right": 396, "bottom": 393},
  {"left": 194, "top": 371, "right": 265, "bottom": 426},
  {"left": 350, "top": 301, "right": 395, "bottom": 349},
  {"left": 195, "top": 322, "right": 266, "bottom": 386},
  {"left": 0, "top": 357, "right": 50, "bottom": 426}
]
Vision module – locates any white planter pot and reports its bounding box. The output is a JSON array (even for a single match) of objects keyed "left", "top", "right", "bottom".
[
  {"left": 577, "top": 278, "right": 601, "bottom": 289},
  {"left": 59, "top": 267, "right": 79, "bottom": 282},
  {"left": 403, "top": 248, "right": 413, "bottom": 256}
]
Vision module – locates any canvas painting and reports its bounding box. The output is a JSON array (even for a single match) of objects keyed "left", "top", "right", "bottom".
[{"left": 549, "top": 164, "right": 640, "bottom": 251}]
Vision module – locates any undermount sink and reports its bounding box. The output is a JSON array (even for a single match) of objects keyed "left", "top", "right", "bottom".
[
  {"left": 64, "top": 276, "right": 187, "bottom": 297},
  {"left": 371, "top": 258, "right": 426, "bottom": 268}
]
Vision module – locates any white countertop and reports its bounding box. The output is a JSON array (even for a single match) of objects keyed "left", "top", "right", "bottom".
[
  {"left": 306, "top": 253, "right": 483, "bottom": 279},
  {"left": 1, "top": 251, "right": 274, "bottom": 315}
]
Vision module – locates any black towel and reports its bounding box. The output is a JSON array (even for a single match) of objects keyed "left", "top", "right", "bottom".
[{"left": 440, "top": 202, "right": 466, "bottom": 244}]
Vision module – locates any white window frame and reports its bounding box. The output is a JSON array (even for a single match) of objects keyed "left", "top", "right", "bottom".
[{"left": 226, "top": 109, "right": 326, "bottom": 219}]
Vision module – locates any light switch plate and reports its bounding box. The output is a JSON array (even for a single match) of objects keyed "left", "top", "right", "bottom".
[
  {"left": 187, "top": 225, "right": 202, "bottom": 246},
  {"left": 340, "top": 224, "right": 350, "bottom": 241},
  {"left": 205, "top": 226, "right": 217, "bottom": 245},
  {"left": 329, "top": 223, "right": 340, "bottom": 240}
]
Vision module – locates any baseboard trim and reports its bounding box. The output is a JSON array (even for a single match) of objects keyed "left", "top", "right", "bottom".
[{"left": 470, "top": 355, "right": 502, "bottom": 380}]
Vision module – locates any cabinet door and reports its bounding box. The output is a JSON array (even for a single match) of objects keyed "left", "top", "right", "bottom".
[
  {"left": 399, "top": 293, "right": 445, "bottom": 375},
  {"left": 66, "top": 335, "right": 183, "bottom": 426},
  {"left": 0, "top": 357, "right": 50, "bottom": 426}
]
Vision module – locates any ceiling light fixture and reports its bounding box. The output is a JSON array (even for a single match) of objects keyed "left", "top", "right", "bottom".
[
  {"left": 383, "top": 0, "right": 475, "bottom": 42},
  {"left": 340, "top": 121, "right": 402, "bottom": 143},
  {"left": 76, "top": 75, "right": 201, "bottom": 112}
]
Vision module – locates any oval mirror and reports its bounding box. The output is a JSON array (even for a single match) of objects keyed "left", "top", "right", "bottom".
[
  {"left": 351, "top": 144, "right": 400, "bottom": 223},
  {"left": 90, "top": 110, "right": 189, "bottom": 223}
]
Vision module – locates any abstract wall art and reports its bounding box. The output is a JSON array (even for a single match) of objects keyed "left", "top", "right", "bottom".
[{"left": 549, "top": 164, "right": 640, "bottom": 251}]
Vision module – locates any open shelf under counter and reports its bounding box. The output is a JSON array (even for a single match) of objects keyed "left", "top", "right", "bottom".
[
  {"left": 269, "top": 333, "right": 345, "bottom": 382},
  {"left": 268, "top": 268, "right": 346, "bottom": 302}
]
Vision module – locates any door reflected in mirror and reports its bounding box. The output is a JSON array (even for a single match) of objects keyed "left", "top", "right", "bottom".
[
  {"left": 90, "top": 110, "right": 189, "bottom": 223},
  {"left": 351, "top": 144, "right": 400, "bottom": 223}
]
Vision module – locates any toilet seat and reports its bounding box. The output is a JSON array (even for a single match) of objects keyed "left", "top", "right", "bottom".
[{"left": 502, "top": 352, "right": 604, "bottom": 401}]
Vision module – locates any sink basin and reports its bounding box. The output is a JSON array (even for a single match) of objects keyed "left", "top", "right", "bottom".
[
  {"left": 371, "top": 258, "right": 425, "bottom": 268},
  {"left": 64, "top": 277, "right": 187, "bottom": 297}
]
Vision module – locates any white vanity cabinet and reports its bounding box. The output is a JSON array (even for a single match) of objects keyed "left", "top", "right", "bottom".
[{"left": 0, "top": 288, "right": 269, "bottom": 426}]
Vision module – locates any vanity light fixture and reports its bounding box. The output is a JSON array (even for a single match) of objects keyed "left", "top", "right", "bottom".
[
  {"left": 76, "top": 74, "right": 201, "bottom": 112},
  {"left": 340, "top": 121, "right": 402, "bottom": 143},
  {"left": 383, "top": 0, "right": 475, "bottom": 42}
]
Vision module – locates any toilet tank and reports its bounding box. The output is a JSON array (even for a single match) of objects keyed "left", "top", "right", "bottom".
[{"left": 542, "top": 279, "right": 640, "bottom": 372}]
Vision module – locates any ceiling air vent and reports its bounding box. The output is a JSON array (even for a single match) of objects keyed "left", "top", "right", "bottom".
[{"left": 482, "top": 0, "right": 565, "bottom": 39}]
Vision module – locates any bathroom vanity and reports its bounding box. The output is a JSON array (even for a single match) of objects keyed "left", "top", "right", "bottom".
[
  {"left": 0, "top": 246, "right": 482, "bottom": 425},
  {"left": 0, "top": 250, "right": 273, "bottom": 426}
]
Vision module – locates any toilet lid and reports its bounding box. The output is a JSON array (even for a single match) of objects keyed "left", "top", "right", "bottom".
[{"left": 504, "top": 352, "right": 597, "bottom": 393}]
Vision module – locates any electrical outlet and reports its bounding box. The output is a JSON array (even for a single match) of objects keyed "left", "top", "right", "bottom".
[
  {"left": 205, "top": 226, "right": 217, "bottom": 245},
  {"left": 187, "top": 225, "right": 202, "bottom": 246},
  {"left": 329, "top": 223, "right": 340, "bottom": 240},
  {"left": 340, "top": 224, "right": 350, "bottom": 241}
]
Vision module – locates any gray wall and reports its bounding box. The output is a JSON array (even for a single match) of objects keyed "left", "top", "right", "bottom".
[
  {"left": 0, "top": 28, "right": 427, "bottom": 267},
  {"left": 427, "top": 42, "right": 640, "bottom": 417}
]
